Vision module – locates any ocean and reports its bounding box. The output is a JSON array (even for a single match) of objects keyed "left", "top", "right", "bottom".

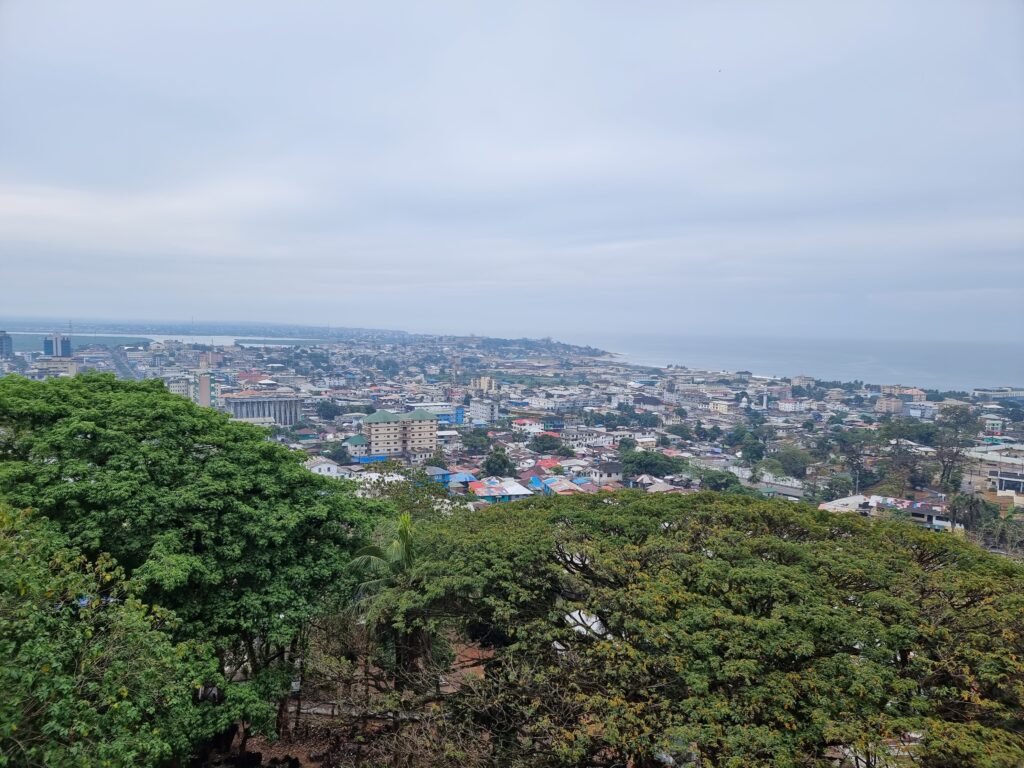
[{"left": 569, "top": 334, "right": 1023, "bottom": 392}]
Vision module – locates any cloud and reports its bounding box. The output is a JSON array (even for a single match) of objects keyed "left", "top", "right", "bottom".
[{"left": 0, "top": 0, "right": 1021, "bottom": 344}]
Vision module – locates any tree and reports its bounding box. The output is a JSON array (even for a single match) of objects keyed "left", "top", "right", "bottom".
[
  {"left": 835, "top": 429, "right": 877, "bottom": 493},
  {"left": 0, "top": 374, "right": 377, "bottom": 741},
  {"left": 933, "top": 406, "right": 981, "bottom": 491},
  {"left": 698, "top": 468, "right": 743, "bottom": 492},
  {"left": 740, "top": 432, "right": 766, "bottom": 464},
  {"left": 772, "top": 446, "right": 814, "bottom": 478},
  {"left": 316, "top": 400, "right": 343, "bottom": 421},
  {"left": 753, "top": 458, "right": 785, "bottom": 479},
  {"left": 350, "top": 513, "right": 431, "bottom": 691},
  {"left": 359, "top": 462, "right": 455, "bottom": 521},
  {"left": 666, "top": 424, "right": 693, "bottom": 441},
  {"left": 636, "top": 412, "right": 661, "bottom": 429},
  {"left": 460, "top": 428, "right": 491, "bottom": 455},
  {"left": 948, "top": 492, "right": 999, "bottom": 533},
  {"left": 427, "top": 447, "right": 448, "bottom": 470},
  {"left": 620, "top": 450, "right": 682, "bottom": 478},
  {"left": 528, "top": 433, "right": 564, "bottom": 454},
  {"left": 617, "top": 437, "right": 637, "bottom": 452},
  {"left": 322, "top": 443, "right": 351, "bottom": 464},
  {"left": 0, "top": 508, "right": 227, "bottom": 767},
  {"left": 393, "top": 493, "right": 1024, "bottom": 767},
  {"left": 481, "top": 448, "right": 515, "bottom": 478},
  {"left": 821, "top": 475, "right": 854, "bottom": 501}
]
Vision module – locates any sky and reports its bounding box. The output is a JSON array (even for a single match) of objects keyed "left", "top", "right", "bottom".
[{"left": 0, "top": 1, "right": 1022, "bottom": 345}]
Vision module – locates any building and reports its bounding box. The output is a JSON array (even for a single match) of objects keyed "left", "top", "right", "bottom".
[
  {"left": 223, "top": 391, "right": 302, "bottom": 426},
  {"left": 165, "top": 376, "right": 192, "bottom": 398},
  {"left": 467, "top": 476, "right": 534, "bottom": 503},
  {"left": 973, "top": 387, "right": 1024, "bottom": 403},
  {"left": 469, "top": 398, "right": 500, "bottom": 424},
  {"left": 42, "top": 333, "right": 72, "bottom": 357},
  {"left": 586, "top": 461, "right": 623, "bottom": 485},
  {"left": 412, "top": 402, "right": 465, "bottom": 425},
  {"left": 473, "top": 376, "right": 498, "bottom": 394},
  {"left": 342, "top": 434, "right": 368, "bottom": 457},
  {"left": 0, "top": 331, "right": 12, "bottom": 360},
  {"left": 304, "top": 456, "right": 342, "bottom": 477},
  {"left": 195, "top": 373, "right": 212, "bottom": 407},
  {"left": 32, "top": 358, "right": 78, "bottom": 377},
  {"left": 903, "top": 401, "right": 939, "bottom": 420},
  {"left": 777, "top": 399, "right": 807, "bottom": 413},
  {"left": 362, "top": 409, "right": 438, "bottom": 462},
  {"left": 874, "top": 397, "right": 904, "bottom": 415}
]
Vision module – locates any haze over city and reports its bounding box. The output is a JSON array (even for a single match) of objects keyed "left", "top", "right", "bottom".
[{"left": 1, "top": 1, "right": 1022, "bottom": 344}]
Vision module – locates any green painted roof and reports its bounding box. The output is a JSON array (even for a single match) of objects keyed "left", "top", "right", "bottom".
[
  {"left": 363, "top": 408, "right": 438, "bottom": 424},
  {"left": 343, "top": 434, "right": 367, "bottom": 445},
  {"left": 404, "top": 409, "right": 439, "bottom": 421},
  {"left": 362, "top": 410, "right": 402, "bottom": 423}
]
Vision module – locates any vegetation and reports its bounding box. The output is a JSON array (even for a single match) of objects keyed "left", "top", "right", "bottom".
[
  {"left": 380, "top": 493, "right": 1024, "bottom": 767},
  {"left": 1, "top": 374, "right": 1021, "bottom": 767},
  {"left": 0, "top": 508, "right": 225, "bottom": 767},
  {"left": 481, "top": 447, "right": 516, "bottom": 477},
  {"left": 0, "top": 374, "right": 379, "bottom": 757}
]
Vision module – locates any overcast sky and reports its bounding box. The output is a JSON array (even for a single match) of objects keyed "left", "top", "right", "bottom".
[{"left": 1, "top": 1, "right": 1021, "bottom": 344}]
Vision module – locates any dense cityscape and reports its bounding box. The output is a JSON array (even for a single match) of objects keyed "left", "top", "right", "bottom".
[
  {"left": 4, "top": 321, "right": 1023, "bottom": 766},
  {"left": 2, "top": 324, "right": 1021, "bottom": 546}
]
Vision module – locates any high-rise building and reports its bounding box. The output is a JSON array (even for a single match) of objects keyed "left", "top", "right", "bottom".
[
  {"left": 0, "top": 331, "right": 12, "bottom": 360},
  {"left": 195, "top": 373, "right": 212, "bottom": 408},
  {"left": 42, "top": 333, "right": 72, "bottom": 357},
  {"left": 362, "top": 409, "right": 438, "bottom": 462}
]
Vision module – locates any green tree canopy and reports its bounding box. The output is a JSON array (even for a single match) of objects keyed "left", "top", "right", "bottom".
[
  {"left": 771, "top": 445, "right": 815, "bottom": 478},
  {"left": 528, "top": 433, "right": 564, "bottom": 454},
  {"left": 0, "top": 374, "right": 379, "bottom": 740},
  {"left": 391, "top": 493, "right": 1024, "bottom": 767},
  {"left": 0, "top": 508, "right": 227, "bottom": 767},
  {"left": 481, "top": 448, "right": 516, "bottom": 478},
  {"left": 315, "top": 399, "right": 342, "bottom": 421}
]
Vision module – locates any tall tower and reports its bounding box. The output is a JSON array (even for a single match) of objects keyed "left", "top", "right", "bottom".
[{"left": 43, "top": 333, "right": 72, "bottom": 357}]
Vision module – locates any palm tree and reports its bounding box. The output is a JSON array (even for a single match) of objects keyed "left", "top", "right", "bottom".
[
  {"left": 350, "top": 512, "right": 417, "bottom": 602},
  {"left": 350, "top": 513, "right": 430, "bottom": 691}
]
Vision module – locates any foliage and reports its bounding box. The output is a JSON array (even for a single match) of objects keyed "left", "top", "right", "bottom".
[
  {"left": 321, "top": 442, "right": 351, "bottom": 464},
  {"left": 0, "top": 374, "right": 377, "bottom": 741},
  {"left": 395, "top": 493, "right": 1024, "bottom": 767},
  {"left": 427, "top": 447, "right": 448, "bottom": 470},
  {"left": 753, "top": 458, "right": 786, "bottom": 478},
  {"left": 481, "top": 448, "right": 516, "bottom": 478},
  {"left": 620, "top": 449, "right": 683, "bottom": 479},
  {"left": 359, "top": 461, "right": 456, "bottom": 520},
  {"left": 933, "top": 406, "right": 982, "bottom": 492},
  {"left": 665, "top": 424, "right": 693, "bottom": 441},
  {"left": 771, "top": 445, "right": 814, "bottom": 478},
  {"left": 315, "top": 400, "right": 343, "bottom": 421},
  {"left": 0, "top": 508, "right": 226, "bottom": 767},
  {"left": 529, "top": 433, "right": 564, "bottom": 454},
  {"left": 460, "top": 427, "right": 492, "bottom": 455}
]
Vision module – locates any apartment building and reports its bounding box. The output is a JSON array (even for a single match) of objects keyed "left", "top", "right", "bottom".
[{"left": 362, "top": 409, "right": 438, "bottom": 462}]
